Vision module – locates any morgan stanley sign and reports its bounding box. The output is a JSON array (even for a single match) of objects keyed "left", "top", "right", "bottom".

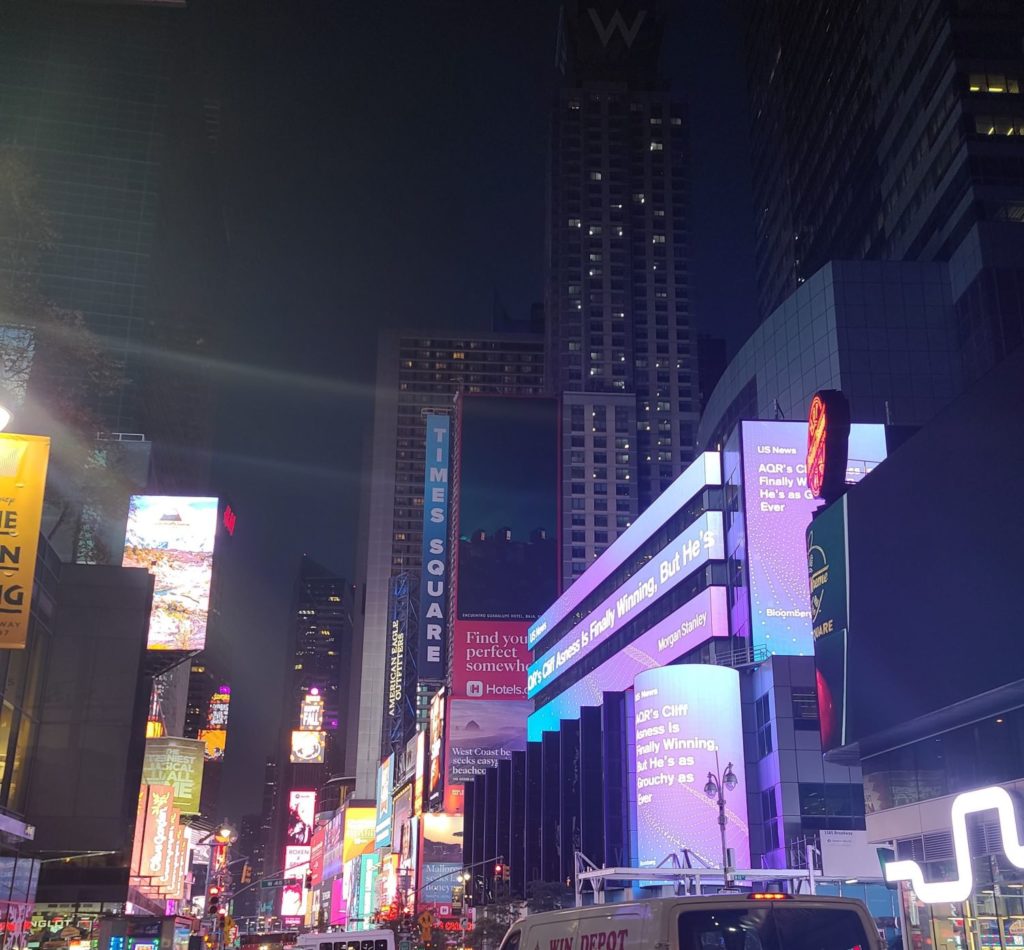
[{"left": 419, "top": 414, "right": 451, "bottom": 679}]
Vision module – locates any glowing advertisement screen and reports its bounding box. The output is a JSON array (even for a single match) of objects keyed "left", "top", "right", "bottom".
[
  {"left": 419, "top": 812, "right": 463, "bottom": 909},
  {"left": 290, "top": 729, "right": 326, "bottom": 763},
  {"left": 457, "top": 397, "right": 557, "bottom": 620},
  {"left": 529, "top": 451, "right": 721, "bottom": 649},
  {"left": 418, "top": 415, "right": 450, "bottom": 679},
  {"left": 445, "top": 698, "right": 530, "bottom": 784},
  {"left": 528, "top": 510, "right": 724, "bottom": 698},
  {"left": 451, "top": 619, "right": 530, "bottom": 699},
  {"left": 528, "top": 586, "right": 728, "bottom": 740},
  {"left": 123, "top": 495, "right": 219, "bottom": 650},
  {"left": 633, "top": 665, "right": 749, "bottom": 869},
  {"left": 375, "top": 755, "right": 394, "bottom": 848},
  {"left": 740, "top": 421, "right": 885, "bottom": 656},
  {"left": 286, "top": 790, "right": 316, "bottom": 846}
]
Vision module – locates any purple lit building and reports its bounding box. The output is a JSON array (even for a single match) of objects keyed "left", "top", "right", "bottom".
[{"left": 464, "top": 420, "right": 904, "bottom": 904}]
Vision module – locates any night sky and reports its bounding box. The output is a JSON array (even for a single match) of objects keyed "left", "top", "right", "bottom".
[{"left": 204, "top": 0, "right": 757, "bottom": 819}]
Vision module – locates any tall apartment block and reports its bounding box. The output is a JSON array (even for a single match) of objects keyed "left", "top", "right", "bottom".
[
  {"left": 290, "top": 556, "right": 354, "bottom": 780},
  {"left": 350, "top": 328, "right": 545, "bottom": 796},
  {"left": 743, "top": 0, "right": 1024, "bottom": 382},
  {"left": 546, "top": 1, "right": 700, "bottom": 586}
]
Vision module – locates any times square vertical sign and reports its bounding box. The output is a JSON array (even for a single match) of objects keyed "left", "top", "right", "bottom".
[{"left": 418, "top": 414, "right": 450, "bottom": 680}]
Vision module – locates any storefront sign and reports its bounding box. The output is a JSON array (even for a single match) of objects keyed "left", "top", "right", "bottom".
[{"left": 807, "top": 390, "right": 851, "bottom": 502}]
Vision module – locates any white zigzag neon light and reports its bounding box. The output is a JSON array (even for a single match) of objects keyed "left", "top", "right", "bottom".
[{"left": 884, "top": 786, "right": 1024, "bottom": 903}]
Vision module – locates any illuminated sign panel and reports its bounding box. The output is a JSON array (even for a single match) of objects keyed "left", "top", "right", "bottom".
[
  {"left": 632, "top": 665, "right": 749, "bottom": 870},
  {"left": 884, "top": 786, "right": 1024, "bottom": 903},
  {"left": 529, "top": 451, "right": 721, "bottom": 649},
  {"left": 528, "top": 510, "right": 724, "bottom": 698},
  {"left": 141, "top": 737, "right": 205, "bottom": 815},
  {"left": 197, "top": 728, "right": 226, "bottom": 761},
  {"left": 342, "top": 807, "right": 376, "bottom": 863},
  {"left": 0, "top": 434, "right": 49, "bottom": 650},
  {"left": 413, "top": 730, "right": 426, "bottom": 816},
  {"left": 446, "top": 698, "right": 530, "bottom": 785},
  {"left": 807, "top": 497, "right": 850, "bottom": 752},
  {"left": 428, "top": 690, "right": 445, "bottom": 807},
  {"left": 807, "top": 390, "right": 851, "bottom": 501},
  {"left": 299, "top": 689, "right": 323, "bottom": 730},
  {"left": 375, "top": 755, "right": 394, "bottom": 848},
  {"left": 451, "top": 620, "right": 530, "bottom": 699},
  {"left": 740, "top": 421, "right": 886, "bottom": 656},
  {"left": 137, "top": 784, "right": 176, "bottom": 878},
  {"left": 286, "top": 790, "right": 316, "bottom": 846},
  {"left": 207, "top": 686, "right": 230, "bottom": 728},
  {"left": 290, "top": 729, "right": 326, "bottom": 763},
  {"left": 419, "top": 813, "right": 462, "bottom": 909},
  {"left": 528, "top": 586, "right": 729, "bottom": 740},
  {"left": 456, "top": 397, "right": 557, "bottom": 621},
  {"left": 418, "top": 414, "right": 450, "bottom": 679},
  {"left": 122, "top": 495, "right": 219, "bottom": 651}
]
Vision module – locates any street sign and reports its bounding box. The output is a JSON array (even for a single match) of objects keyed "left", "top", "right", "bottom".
[{"left": 259, "top": 878, "right": 286, "bottom": 889}]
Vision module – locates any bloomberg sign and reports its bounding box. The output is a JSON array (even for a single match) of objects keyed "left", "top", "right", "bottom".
[
  {"left": 527, "top": 510, "right": 724, "bottom": 698},
  {"left": 418, "top": 414, "right": 450, "bottom": 679}
]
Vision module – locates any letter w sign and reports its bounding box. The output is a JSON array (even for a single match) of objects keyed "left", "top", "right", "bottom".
[{"left": 588, "top": 8, "right": 647, "bottom": 48}]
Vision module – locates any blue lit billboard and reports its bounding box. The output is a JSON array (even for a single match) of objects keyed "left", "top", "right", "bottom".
[
  {"left": 418, "top": 414, "right": 451, "bottom": 679},
  {"left": 528, "top": 586, "right": 729, "bottom": 740},
  {"left": 739, "top": 421, "right": 886, "bottom": 656},
  {"left": 375, "top": 754, "right": 394, "bottom": 849},
  {"left": 528, "top": 452, "right": 721, "bottom": 649},
  {"left": 632, "top": 665, "right": 749, "bottom": 870},
  {"left": 528, "top": 510, "right": 724, "bottom": 697}
]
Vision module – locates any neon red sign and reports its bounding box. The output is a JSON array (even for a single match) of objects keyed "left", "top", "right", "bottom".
[
  {"left": 222, "top": 505, "right": 237, "bottom": 536},
  {"left": 806, "top": 390, "right": 851, "bottom": 501}
]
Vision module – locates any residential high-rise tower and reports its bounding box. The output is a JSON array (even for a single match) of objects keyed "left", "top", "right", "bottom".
[{"left": 546, "top": 1, "right": 700, "bottom": 586}]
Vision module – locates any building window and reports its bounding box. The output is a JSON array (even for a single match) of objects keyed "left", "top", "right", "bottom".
[
  {"left": 969, "top": 73, "right": 1020, "bottom": 94},
  {"left": 589, "top": 171, "right": 603, "bottom": 181},
  {"left": 792, "top": 688, "right": 820, "bottom": 730},
  {"left": 755, "top": 693, "right": 773, "bottom": 759}
]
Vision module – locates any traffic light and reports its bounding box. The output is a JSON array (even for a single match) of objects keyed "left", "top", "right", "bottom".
[
  {"left": 208, "top": 884, "right": 221, "bottom": 916},
  {"left": 494, "top": 862, "right": 503, "bottom": 877},
  {"left": 240, "top": 863, "right": 252, "bottom": 885}
]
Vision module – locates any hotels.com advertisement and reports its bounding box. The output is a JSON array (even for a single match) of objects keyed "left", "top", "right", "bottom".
[{"left": 450, "top": 619, "right": 530, "bottom": 699}]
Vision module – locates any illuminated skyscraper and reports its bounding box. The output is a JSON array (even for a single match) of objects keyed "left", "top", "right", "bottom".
[
  {"left": 546, "top": 1, "right": 700, "bottom": 586},
  {"left": 743, "top": 0, "right": 1024, "bottom": 382},
  {"left": 351, "top": 327, "right": 546, "bottom": 797}
]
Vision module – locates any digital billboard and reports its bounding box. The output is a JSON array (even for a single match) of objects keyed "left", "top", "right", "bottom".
[
  {"left": 451, "top": 620, "right": 530, "bottom": 700},
  {"left": 529, "top": 451, "right": 721, "bottom": 649},
  {"left": 808, "top": 496, "right": 850, "bottom": 752},
  {"left": 141, "top": 737, "right": 205, "bottom": 815},
  {"left": 310, "top": 827, "right": 325, "bottom": 886},
  {"left": 375, "top": 754, "right": 394, "bottom": 848},
  {"left": 632, "top": 665, "right": 749, "bottom": 870},
  {"left": 419, "top": 813, "right": 463, "bottom": 909},
  {"left": 418, "top": 414, "right": 450, "bottom": 679},
  {"left": 342, "top": 807, "right": 375, "bottom": 863},
  {"left": 122, "top": 495, "right": 219, "bottom": 651},
  {"left": 413, "top": 730, "right": 425, "bottom": 816},
  {"left": 299, "top": 689, "right": 324, "bottom": 730},
  {"left": 445, "top": 698, "right": 531, "bottom": 785},
  {"left": 428, "top": 690, "right": 445, "bottom": 807},
  {"left": 286, "top": 789, "right": 316, "bottom": 847},
  {"left": 135, "top": 784, "right": 176, "bottom": 879},
  {"left": 529, "top": 586, "right": 729, "bottom": 740},
  {"left": 197, "top": 728, "right": 226, "bottom": 761},
  {"left": 207, "top": 685, "right": 231, "bottom": 728},
  {"left": 739, "top": 421, "right": 886, "bottom": 656},
  {"left": 322, "top": 810, "right": 344, "bottom": 880},
  {"left": 528, "top": 510, "right": 724, "bottom": 698},
  {"left": 0, "top": 434, "right": 49, "bottom": 650},
  {"left": 290, "top": 729, "right": 326, "bottom": 764},
  {"left": 456, "top": 397, "right": 557, "bottom": 621}
]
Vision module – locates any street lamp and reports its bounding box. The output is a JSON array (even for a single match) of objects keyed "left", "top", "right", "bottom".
[{"left": 704, "top": 752, "right": 739, "bottom": 889}]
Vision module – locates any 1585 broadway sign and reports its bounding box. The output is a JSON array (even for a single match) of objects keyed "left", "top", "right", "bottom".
[{"left": 0, "top": 434, "right": 50, "bottom": 650}]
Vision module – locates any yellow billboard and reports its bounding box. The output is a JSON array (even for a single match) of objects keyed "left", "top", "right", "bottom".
[
  {"left": 142, "top": 737, "right": 205, "bottom": 814},
  {"left": 342, "top": 807, "right": 375, "bottom": 863},
  {"left": 0, "top": 434, "right": 50, "bottom": 650}
]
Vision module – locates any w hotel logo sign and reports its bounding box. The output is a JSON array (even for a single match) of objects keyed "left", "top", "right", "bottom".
[
  {"left": 588, "top": 8, "right": 647, "bottom": 47},
  {"left": 885, "top": 786, "right": 1024, "bottom": 903},
  {"left": 0, "top": 434, "right": 50, "bottom": 650}
]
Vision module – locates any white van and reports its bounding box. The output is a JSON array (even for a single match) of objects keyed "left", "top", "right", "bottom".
[
  {"left": 498, "top": 894, "right": 881, "bottom": 950},
  {"left": 293, "top": 929, "right": 395, "bottom": 950}
]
